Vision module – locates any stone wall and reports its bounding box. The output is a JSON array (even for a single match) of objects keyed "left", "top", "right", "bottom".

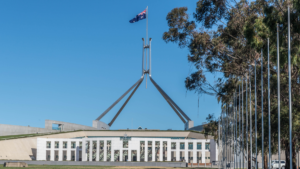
[
  {"left": 0, "top": 124, "right": 58, "bottom": 136},
  {"left": 45, "top": 120, "right": 98, "bottom": 131}
]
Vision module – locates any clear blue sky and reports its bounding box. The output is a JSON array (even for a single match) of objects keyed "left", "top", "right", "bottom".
[{"left": 0, "top": 0, "right": 221, "bottom": 130}]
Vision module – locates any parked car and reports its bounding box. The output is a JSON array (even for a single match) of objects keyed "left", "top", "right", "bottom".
[
  {"left": 272, "top": 160, "right": 285, "bottom": 169},
  {"left": 269, "top": 160, "right": 277, "bottom": 168}
]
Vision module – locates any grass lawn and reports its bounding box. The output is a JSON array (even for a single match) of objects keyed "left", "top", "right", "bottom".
[{"left": 0, "top": 165, "right": 213, "bottom": 169}]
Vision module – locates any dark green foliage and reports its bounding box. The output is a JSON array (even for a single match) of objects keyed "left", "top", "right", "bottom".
[{"left": 163, "top": 0, "right": 300, "bottom": 169}]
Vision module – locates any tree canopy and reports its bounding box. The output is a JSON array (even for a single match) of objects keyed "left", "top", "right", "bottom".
[{"left": 163, "top": 0, "right": 300, "bottom": 168}]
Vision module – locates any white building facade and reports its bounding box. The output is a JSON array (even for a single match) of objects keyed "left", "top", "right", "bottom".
[{"left": 37, "top": 137, "right": 218, "bottom": 163}]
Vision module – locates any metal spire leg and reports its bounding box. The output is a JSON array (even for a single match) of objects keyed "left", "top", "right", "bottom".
[
  {"left": 150, "top": 77, "right": 191, "bottom": 121},
  {"left": 96, "top": 77, "right": 144, "bottom": 121},
  {"left": 152, "top": 81, "right": 186, "bottom": 123},
  {"left": 108, "top": 79, "right": 143, "bottom": 126}
]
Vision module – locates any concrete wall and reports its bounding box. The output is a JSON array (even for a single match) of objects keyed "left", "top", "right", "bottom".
[
  {"left": 188, "top": 124, "right": 204, "bottom": 132},
  {"left": 45, "top": 120, "right": 98, "bottom": 131},
  {"left": 210, "top": 139, "right": 218, "bottom": 161},
  {"left": 0, "top": 124, "right": 58, "bottom": 136},
  {"left": 92, "top": 120, "right": 110, "bottom": 130},
  {"left": 0, "top": 119, "right": 101, "bottom": 136},
  {"left": 185, "top": 121, "right": 194, "bottom": 130}
]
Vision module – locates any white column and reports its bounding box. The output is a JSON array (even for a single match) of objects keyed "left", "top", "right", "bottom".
[
  {"left": 152, "top": 141, "right": 155, "bottom": 161},
  {"left": 202, "top": 141, "right": 206, "bottom": 163},
  {"left": 137, "top": 140, "right": 140, "bottom": 162},
  {"left": 176, "top": 141, "right": 180, "bottom": 161},
  {"left": 82, "top": 140, "right": 86, "bottom": 161},
  {"left": 185, "top": 141, "right": 188, "bottom": 162},
  {"left": 96, "top": 140, "right": 99, "bottom": 161},
  {"left": 159, "top": 141, "right": 163, "bottom": 161},
  {"left": 144, "top": 141, "right": 147, "bottom": 161},
  {"left": 104, "top": 140, "right": 107, "bottom": 161},
  {"left": 59, "top": 140, "right": 63, "bottom": 161},
  {"left": 120, "top": 149, "right": 123, "bottom": 162},
  {"left": 89, "top": 140, "right": 92, "bottom": 161},
  {"left": 111, "top": 147, "right": 114, "bottom": 162},
  {"left": 50, "top": 140, "right": 54, "bottom": 161},
  {"left": 167, "top": 140, "right": 171, "bottom": 161},
  {"left": 67, "top": 141, "right": 71, "bottom": 161},
  {"left": 75, "top": 140, "right": 80, "bottom": 161},
  {"left": 128, "top": 149, "right": 132, "bottom": 161},
  {"left": 111, "top": 150, "right": 115, "bottom": 162},
  {"left": 193, "top": 141, "right": 197, "bottom": 163}
]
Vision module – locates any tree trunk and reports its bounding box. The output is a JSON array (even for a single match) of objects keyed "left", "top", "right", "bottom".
[
  {"left": 285, "top": 139, "right": 297, "bottom": 169},
  {"left": 248, "top": 150, "right": 251, "bottom": 169},
  {"left": 286, "top": 141, "right": 291, "bottom": 169},
  {"left": 264, "top": 152, "right": 268, "bottom": 169}
]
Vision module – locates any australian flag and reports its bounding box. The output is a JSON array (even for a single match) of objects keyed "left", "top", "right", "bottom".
[{"left": 129, "top": 9, "right": 146, "bottom": 23}]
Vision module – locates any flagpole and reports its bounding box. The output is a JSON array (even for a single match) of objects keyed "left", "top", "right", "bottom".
[
  {"left": 242, "top": 79, "right": 244, "bottom": 169},
  {"left": 268, "top": 38, "right": 271, "bottom": 169},
  {"left": 261, "top": 48, "right": 264, "bottom": 169},
  {"left": 288, "top": 6, "right": 292, "bottom": 169},
  {"left": 249, "top": 66, "right": 252, "bottom": 169},
  {"left": 234, "top": 92, "right": 236, "bottom": 169},
  {"left": 146, "top": 6, "right": 148, "bottom": 44},
  {"left": 145, "top": 6, "right": 148, "bottom": 88},
  {"left": 255, "top": 59, "right": 258, "bottom": 169},
  {"left": 246, "top": 75, "right": 248, "bottom": 169},
  {"left": 277, "top": 23, "right": 281, "bottom": 168},
  {"left": 239, "top": 84, "right": 241, "bottom": 169}
]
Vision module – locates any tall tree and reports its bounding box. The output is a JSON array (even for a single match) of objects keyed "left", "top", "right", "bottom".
[{"left": 163, "top": 0, "right": 300, "bottom": 169}]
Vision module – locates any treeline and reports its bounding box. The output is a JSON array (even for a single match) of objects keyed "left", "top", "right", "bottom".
[{"left": 163, "top": 0, "right": 300, "bottom": 169}]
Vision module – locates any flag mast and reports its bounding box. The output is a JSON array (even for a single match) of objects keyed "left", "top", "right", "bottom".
[
  {"left": 146, "top": 6, "right": 149, "bottom": 88},
  {"left": 146, "top": 6, "right": 148, "bottom": 45}
]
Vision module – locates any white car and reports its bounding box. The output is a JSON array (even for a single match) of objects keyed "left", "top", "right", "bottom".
[{"left": 272, "top": 160, "right": 285, "bottom": 169}]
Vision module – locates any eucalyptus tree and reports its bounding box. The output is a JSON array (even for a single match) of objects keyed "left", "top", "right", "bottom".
[{"left": 163, "top": 0, "right": 300, "bottom": 169}]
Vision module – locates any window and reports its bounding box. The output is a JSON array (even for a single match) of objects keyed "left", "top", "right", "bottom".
[
  {"left": 188, "top": 143, "right": 193, "bottom": 150},
  {"left": 148, "top": 141, "right": 152, "bottom": 151},
  {"left": 93, "top": 141, "right": 97, "bottom": 149},
  {"left": 180, "top": 143, "right": 185, "bottom": 150},
  {"left": 86, "top": 141, "right": 90, "bottom": 151},
  {"left": 63, "top": 142, "right": 67, "bottom": 148},
  {"left": 71, "top": 142, "right": 76, "bottom": 148},
  {"left": 46, "top": 141, "right": 51, "bottom": 148},
  {"left": 79, "top": 142, "right": 82, "bottom": 149},
  {"left": 197, "top": 143, "right": 202, "bottom": 150},
  {"left": 55, "top": 141, "right": 59, "bottom": 148},
  {"left": 155, "top": 141, "right": 160, "bottom": 151},
  {"left": 123, "top": 141, "right": 128, "bottom": 148},
  {"left": 171, "top": 142, "right": 176, "bottom": 149},
  {"left": 100, "top": 141, "right": 104, "bottom": 150},
  {"left": 205, "top": 143, "right": 210, "bottom": 150},
  {"left": 140, "top": 141, "right": 145, "bottom": 150}
]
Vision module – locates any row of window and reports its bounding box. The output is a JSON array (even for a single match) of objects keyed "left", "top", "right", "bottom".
[
  {"left": 171, "top": 142, "right": 210, "bottom": 150},
  {"left": 46, "top": 141, "right": 82, "bottom": 149},
  {"left": 186, "top": 157, "right": 210, "bottom": 160},
  {"left": 46, "top": 140, "right": 210, "bottom": 150}
]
